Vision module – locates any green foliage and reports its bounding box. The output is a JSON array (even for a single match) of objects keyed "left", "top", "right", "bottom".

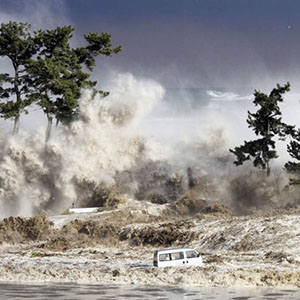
[
  {"left": 76, "top": 32, "right": 122, "bottom": 71},
  {"left": 230, "top": 83, "right": 293, "bottom": 175},
  {"left": 0, "top": 21, "right": 121, "bottom": 137},
  {"left": 0, "top": 21, "right": 38, "bottom": 132},
  {"left": 230, "top": 138, "right": 277, "bottom": 170},
  {"left": 27, "top": 25, "right": 121, "bottom": 140},
  {"left": 285, "top": 129, "right": 300, "bottom": 182},
  {"left": 27, "top": 26, "right": 82, "bottom": 125}
]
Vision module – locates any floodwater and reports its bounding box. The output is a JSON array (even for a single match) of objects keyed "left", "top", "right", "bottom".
[{"left": 0, "top": 283, "right": 299, "bottom": 300}]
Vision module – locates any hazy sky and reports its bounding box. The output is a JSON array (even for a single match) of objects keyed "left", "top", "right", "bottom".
[{"left": 0, "top": 0, "right": 300, "bottom": 89}]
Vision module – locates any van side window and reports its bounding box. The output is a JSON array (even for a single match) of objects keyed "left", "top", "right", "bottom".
[
  {"left": 170, "top": 252, "right": 184, "bottom": 260},
  {"left": 159, "top": 254, "right": 171, "bottom": 261},
  {"left": 186, "top": 250, "right": 198, "bottom": 258}
]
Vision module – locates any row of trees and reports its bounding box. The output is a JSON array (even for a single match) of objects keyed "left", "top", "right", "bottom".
[
  {"left": 0, "top": 21, "right": 121, "bottom": 140},
  {"left": 230, "top": 82, "right": 300, "bottom": 181}
]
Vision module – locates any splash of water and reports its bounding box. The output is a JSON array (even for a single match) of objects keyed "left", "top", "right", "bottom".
[
  {"left": 207, "top": 90, "right": 253, "bottom": 102},
  {"left": 0, "top": 73, "right": 165, "bottom": 217},
  {"left": 0, "top": 73, "right": 297, "bottom": 218}
]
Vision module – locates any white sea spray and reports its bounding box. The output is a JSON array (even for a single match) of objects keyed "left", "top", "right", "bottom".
[
  {"left": 0, "top": 74, "right": 165, "bottom": 217},
  {"left": 0, "top": 73, "right": 298, "bottom": 218}
]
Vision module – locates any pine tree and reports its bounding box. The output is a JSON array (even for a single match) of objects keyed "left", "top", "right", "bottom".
[
  {"left": 230, "top": 83, "right": 293, "bottom": 176},
  {"left": 27, "top": 26, "right": 121, "bottom": 141},
  {"left": 0, "top": 22, "right": 38, "bottom": 133}
]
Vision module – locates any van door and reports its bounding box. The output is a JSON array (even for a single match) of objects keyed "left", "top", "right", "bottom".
[
  {"left": 185, "top": 250, "right": 202, "bottom": 266},
  {"left": 158, "top": 252, "right": 172, "bottom": 267},
  {"left": 170, "top": 251, "right": 185, "bottom": 266}
]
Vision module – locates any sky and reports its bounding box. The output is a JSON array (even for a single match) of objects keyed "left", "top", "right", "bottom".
[{"left": 0, "top": 0, "right": 300, "bottom": 90}]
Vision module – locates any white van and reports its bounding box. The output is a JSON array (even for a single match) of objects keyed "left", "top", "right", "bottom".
[{"left": 153, "top": 248, "right": 203, "bottom": 268}]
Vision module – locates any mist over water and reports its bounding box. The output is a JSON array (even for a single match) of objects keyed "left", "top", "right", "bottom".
[{"left": 0, "top": 72, "right": 299, "bottom": 218}]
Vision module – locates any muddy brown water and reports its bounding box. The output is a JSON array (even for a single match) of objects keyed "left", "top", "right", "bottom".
[{"left": 0, "top": 283, "right": 299, "bottom": 300}]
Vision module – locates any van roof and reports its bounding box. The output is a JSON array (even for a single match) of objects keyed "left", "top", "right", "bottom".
[{"left": 155, "top": 247, "right": 197, "bottom": 254}]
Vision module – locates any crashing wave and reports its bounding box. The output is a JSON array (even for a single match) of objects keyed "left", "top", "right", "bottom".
[{"left": 207, "top": 90, "right": 253, "bottom": 102}]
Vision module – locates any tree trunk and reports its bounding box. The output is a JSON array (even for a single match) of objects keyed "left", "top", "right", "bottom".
[
  {"left": 266, "top": 161, "right": 270, "bottom": 177},
  {"left": 45, "top": 89, "right": 53, "bottom": 142},
  {"left": 46, "top": 113, "right": 53, "bottom": 142},
  {"left": 13, "top": 62, "right": 21, "bottom": 135},
  {"left": 13, "top": 115, "right": 20, "bottom": 134},
  {"left": 266, "top": 118, "right": 271, "bottom": 176}
]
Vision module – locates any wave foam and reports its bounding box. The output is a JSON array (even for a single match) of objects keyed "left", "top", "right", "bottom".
[{"left": 207, "top": 90, "right": 253, "bottom": 102}]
